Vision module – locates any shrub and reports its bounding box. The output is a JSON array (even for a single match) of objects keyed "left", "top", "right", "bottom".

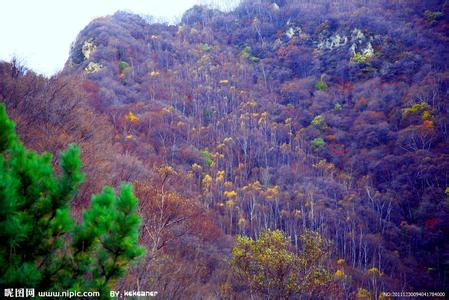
[
  {"left": 351, "top": 52, "right": 370, "bottom": 64},
  {"left": 424, "top": 10, "right": 444, "bottom": 21},
  {"left": 315, "top": 80, "right": 328, "bottom": 91},
  {"left": 311, "top": 115, "right": 327, "bottom": 130},
  {"left": 201, "top": 149, "right": 213, "bottom": 166},
  {"left": 118, "top": 60, "right": 130, "bottom": 70},
  {"left": 311, "top": 137, "right": 326, "bottom": 149}
]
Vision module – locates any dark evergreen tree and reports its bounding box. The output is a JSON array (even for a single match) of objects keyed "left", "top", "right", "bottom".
[{"left": 0, "top": 103, "right": 145, "bottom": 297}]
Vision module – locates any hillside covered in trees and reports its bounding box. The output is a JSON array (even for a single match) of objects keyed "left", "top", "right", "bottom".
[{"left": 1, "top": 0, "right": 448, "bottom": 298}]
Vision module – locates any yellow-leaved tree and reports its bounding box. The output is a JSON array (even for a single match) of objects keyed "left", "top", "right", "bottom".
[{"left": 231, "top": 229, "right": 333, "bottom": 299}]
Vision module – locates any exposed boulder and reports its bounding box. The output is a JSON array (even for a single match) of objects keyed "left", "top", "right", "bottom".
[{"left": 81, "top": 39, "right": 96, "bottom": 60}]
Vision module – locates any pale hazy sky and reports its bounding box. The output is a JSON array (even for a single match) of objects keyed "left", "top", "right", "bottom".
[{"left": 0, "top": 0, "right": 240, "bottom": 76}]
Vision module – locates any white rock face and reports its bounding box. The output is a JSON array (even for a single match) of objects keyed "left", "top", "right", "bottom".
[
  {"left": 362, "top": 42, "right": 374, "bottom": 57},
  {"left": 314, "top": 26, "right": 375, "bottom": 57},
  {"left": 82, "top": 39, "right": 96, "bottom": 60},
  {"left": 286, "top": 27, "right": 295, "bottom": 39},
  {"left": 351, "top": 28, "right": 365, "bottom": 42},
  {"left": 347, "top": 28, "right": 375, "bottom": 58},
  {"left": 349, "top": 43, "right": 357, "bottom": 56},
  {"left": 84, "top": 62, "right": 102, "bottom": 73},
  {"left": 285, "top": 26, "right": 302, "bottom": 39},
  {"left": 318, "top": 33, "right": 348, "bottom": 50}
]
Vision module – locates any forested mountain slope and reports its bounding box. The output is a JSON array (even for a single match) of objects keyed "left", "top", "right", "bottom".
[{"left": 2, "top": 0, "right": 448, "bottom": 298}]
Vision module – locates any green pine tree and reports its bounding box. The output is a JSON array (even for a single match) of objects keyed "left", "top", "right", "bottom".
[{"left": 0, "top": 103, "right": 145, "bottom": 297}]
